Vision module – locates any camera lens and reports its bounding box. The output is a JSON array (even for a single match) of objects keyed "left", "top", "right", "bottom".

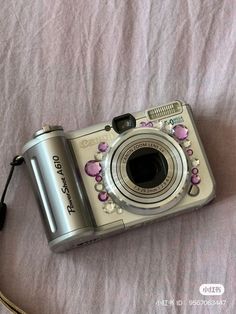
[
  {"left": 103, "top": 127, "right": 189, "bottom": 215},
  {"left": 126, "top": 148, "right": 168, "bottom": 188}
]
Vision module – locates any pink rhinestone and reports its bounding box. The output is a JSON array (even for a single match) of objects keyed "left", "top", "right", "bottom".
[
  {"left": 98, "top": 192, "right": 108, "bottom": 202},
  {"left": 192, "top": 168, "right": 199, "bottom": 175},
  {"left": 191, "top": 175, "right": 201, "bottom": 185},
  {"left": 187, "top": 149, "right": 193, "bottom": 156},
  {"left": 85, "top": 160, "right": 102, "bottom": 177},
  {"left": 95, "top": 175, "right": 102, "bottom": 182},
  {"left": 98, "top": 142, "right": 109, "bottom": 152},
  {"left": 174, "top": 125, "right": 189, "bottom": 140}
]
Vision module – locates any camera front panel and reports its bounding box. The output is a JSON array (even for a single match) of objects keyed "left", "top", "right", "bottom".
[
  {"left": 22, "top": 101, "right": 215, "bottom": 251},
  {"left": 69, "top": 101, "right": 215, "bottom": 234}
]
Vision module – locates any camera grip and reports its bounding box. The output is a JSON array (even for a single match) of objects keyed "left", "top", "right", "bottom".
[{"left": 23, "top": 130, "right": 94, "bottom": 252}]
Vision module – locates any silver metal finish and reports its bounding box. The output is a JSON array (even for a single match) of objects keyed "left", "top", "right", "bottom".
[
  {"left": 23, "top": 129, "right": 94, "bottom": 250},
  {"left": 31, "top": 158, "right": 57, "bottom": 233},
  {"left": 22, "top": 100, "right": 216, "bottom": 252},
  {"left": 34, "top": 125, "right": 63, "bottom": 138}
]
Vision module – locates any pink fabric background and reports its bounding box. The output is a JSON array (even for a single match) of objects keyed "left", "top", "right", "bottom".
[{"left": 0, "top": 1, "right": 236, "bottom": 313}]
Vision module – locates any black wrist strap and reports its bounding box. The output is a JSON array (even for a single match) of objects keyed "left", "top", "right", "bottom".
[
  {"left": 0, "top": 155, "right": 24, "bottom": 230},
  {"left": 0, "top": 155, "right": 27, "bottom": 313}
]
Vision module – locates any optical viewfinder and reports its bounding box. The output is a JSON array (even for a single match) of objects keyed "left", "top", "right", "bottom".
[{"left": 112, "top": 113, "right": 136, "bottom": 134}]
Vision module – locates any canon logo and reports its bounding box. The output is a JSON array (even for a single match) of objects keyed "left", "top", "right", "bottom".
[
  {"left": 199, "top": 284, "right": 224, "bottom": 296},
  {"left": 79, "top": 133, "right": 115, "bottom": 148}
]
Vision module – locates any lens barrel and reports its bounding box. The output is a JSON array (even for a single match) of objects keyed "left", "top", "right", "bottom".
[{"left": 103, "top": 128, "right": 189, "bottom": 215}]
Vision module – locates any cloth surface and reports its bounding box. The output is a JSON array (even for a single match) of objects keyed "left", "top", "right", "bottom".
[{"left": 0, "top": 1, "right": 236, "bottom": 313}]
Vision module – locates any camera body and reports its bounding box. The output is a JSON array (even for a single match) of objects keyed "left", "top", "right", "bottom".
[{"left": 22, "top": 101, "right": 215, "bottom": 252}]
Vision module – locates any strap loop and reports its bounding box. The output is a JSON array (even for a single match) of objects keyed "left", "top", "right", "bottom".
[
  {"left": 0, "top": 155, "right": 27, "bottom": 312},
  {"left": 0, "top": 155, "right": 24, "bottom": 231}
]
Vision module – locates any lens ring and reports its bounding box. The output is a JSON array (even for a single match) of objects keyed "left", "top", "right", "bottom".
[
  {"left": 111, "top": 135, "right": 183, "bottom": 203},
  {"left": 114, "top": 139, "right": 176, "bottom": 198},
  {"left": 102, "top": 127, "right": 189, "bottom": 214}
]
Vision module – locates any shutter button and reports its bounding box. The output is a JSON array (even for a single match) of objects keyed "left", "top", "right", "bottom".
[{"left": 33, "top": 125, "right": 63, "bottom": 138}]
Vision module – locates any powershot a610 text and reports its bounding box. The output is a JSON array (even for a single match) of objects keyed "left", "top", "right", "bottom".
[{"left": 22, "top": 101, "right": 215, "bottom": 252}]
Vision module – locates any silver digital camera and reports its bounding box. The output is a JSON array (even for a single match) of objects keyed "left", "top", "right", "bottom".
[{"left": 22, "top": 101, "right": 215, "bottom": 252}]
